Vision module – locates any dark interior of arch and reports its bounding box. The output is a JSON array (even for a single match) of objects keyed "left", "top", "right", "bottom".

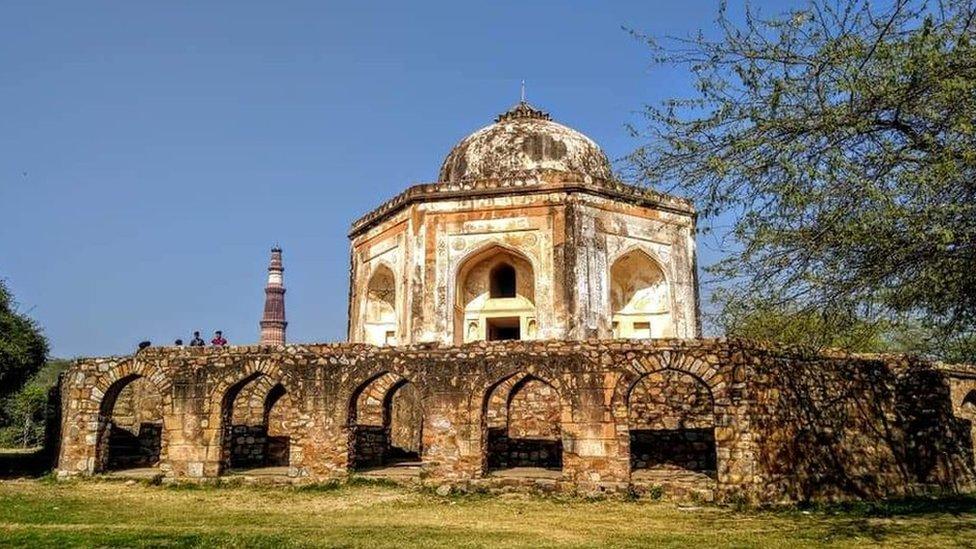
[
  {"left": 628, "top": 370, "right": 717, "bottom": 478},
  {"left": 489, "top": 263, "right": 517, "bottom": 298},
  {"left": 485, "top": 375, "right": 563, "bottom": 471},
  {"left": 222, "top": 375, "right": 291, "bottom": 471},
  {"left": 101, "top": 375, "right": 163, "bottom": 471},
  {"left": 349, "top": 377, "right": 423, "bottom": 470}
]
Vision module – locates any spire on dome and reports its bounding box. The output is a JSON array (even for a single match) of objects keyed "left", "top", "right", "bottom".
[
  {"left": 260, "top": 247, "right": 287, "bottom": 346},
  {"left": 494, "top": 80, "right": 551, "bottom": 122},
  {"left": 495, "top": 101, "right": 551, "bottom": 122}
]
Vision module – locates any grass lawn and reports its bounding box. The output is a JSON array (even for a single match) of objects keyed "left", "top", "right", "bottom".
[{"left": 0, "top": 479, "right": 974, "bottom": 548}]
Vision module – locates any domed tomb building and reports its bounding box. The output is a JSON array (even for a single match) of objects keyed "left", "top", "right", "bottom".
[{"left": 348, "top": 101, "right": 700, "bottom": 345}]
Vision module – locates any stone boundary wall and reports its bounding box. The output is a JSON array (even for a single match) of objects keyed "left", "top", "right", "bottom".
[{"left": 56, "top": 338, "right": 976, "bottom": 503}]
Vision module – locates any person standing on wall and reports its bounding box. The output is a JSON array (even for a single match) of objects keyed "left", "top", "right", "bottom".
[
  {"left": 211, "top": 330, "right": 227, "bottom": 346},
  {"left": 189, "top": 331, "right": 206, "bottom": 347}
]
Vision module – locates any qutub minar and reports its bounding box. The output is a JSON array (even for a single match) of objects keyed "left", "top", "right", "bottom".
[
  {"left": 259, "top": 247, "right": 287, "bottom": 346},
  {"left": 54, "top": 97, "right": 976, "bottom": 503}
]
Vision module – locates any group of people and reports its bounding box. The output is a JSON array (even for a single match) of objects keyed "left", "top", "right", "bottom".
[
  {"left": 174, "top": 330, "right": 228, "bottom": 347},
  {"left": 137, "top": 330, "right": 228, "bottom": 352}
]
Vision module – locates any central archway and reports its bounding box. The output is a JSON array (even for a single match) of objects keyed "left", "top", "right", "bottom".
[
  {"left": 219, "top": 372, "right": 296, "bottom": 474},
  {"left": 454, "top": 245, "right": 537, "bottom": 344},
  {"left": 627, "top": 369, "right": 717, "bottom": 484},
  {"left": 348, "top": 372, "right": 424, "bottom": 473},
  {"left": 482, "top": 372, "right": 563, "bottom": 477}
]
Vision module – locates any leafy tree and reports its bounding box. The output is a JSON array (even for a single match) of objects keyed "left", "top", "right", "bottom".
[
  {"left": 714, "top": 291, "right": 893, "bottom": 352},
  {"left": 0, "top": 281, "right": 48, "bottom": 401},
  {"left": 0, "top": 384, "right": 49, "bottom": 448},
  {"left": 629, "top": 0, "right": 976, "bottom": 361}
]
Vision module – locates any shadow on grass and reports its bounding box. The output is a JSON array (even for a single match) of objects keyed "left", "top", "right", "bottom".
[
  {"left": 794, "top": 493, "right": 976, "bottom": 517},
  {"left": 0, "top": 448, "right": 53, "bottom": 479}
]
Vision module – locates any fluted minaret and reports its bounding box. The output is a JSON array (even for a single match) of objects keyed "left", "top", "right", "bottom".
[{"left": 259, "top": 247, "right": 287, "bottom": 345}]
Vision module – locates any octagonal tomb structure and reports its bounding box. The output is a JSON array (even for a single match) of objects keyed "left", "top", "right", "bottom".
[{"left": 348, "top": 100, "right": 700, "bottom": 345}]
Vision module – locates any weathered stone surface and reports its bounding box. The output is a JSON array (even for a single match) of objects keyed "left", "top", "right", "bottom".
[{"left": 56, "top": 339, "right": 976, "bottom": 503}]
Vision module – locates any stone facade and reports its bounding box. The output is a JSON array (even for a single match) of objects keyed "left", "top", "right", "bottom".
[{"left": 57, "top": 339, "right": 976, "bottom": 503}]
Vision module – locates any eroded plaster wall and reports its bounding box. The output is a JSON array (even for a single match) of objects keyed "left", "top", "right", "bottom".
[{"left": 348, "top": 178, "right": 699, "bottom": 345}]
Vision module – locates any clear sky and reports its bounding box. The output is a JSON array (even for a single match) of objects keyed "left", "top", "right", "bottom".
[{"left": 1, "top": 0, "right": 802, "bottom": 358}]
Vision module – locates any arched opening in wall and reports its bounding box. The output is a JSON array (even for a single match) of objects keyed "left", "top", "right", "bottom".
[
  {"left": 961, "top": 390, "right": 976, "bottom": 418},
  {"left": 95, "top": 375, "right": 164, "bottom": 474},
  {"left": 348, "top": 373, "right": 423, "bottom": 477},
  {"left": 483, "top": 373, "right": 563, "bottom": 479},
  {"left": 455, "top": 246, "right": 536, "bottom": 344},
  {"left": 610, "top": 250, "right": 673, "bottom": 339},
  {"left": 489, "top": 263, "right": 517, "bottom": 298},
  {"left": 364, "top": 264, "right": 397, "bottom": 346},
  {"left": 220, "top": 373, "right": 295, "bottom": 476},
  {"left": 628, "top": 370, "right": 717, "bottom": 487}
]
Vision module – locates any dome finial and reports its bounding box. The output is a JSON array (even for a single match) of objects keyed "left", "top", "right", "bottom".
[{"left": 520, "top": 79, "right": 526, "bottom": 103}]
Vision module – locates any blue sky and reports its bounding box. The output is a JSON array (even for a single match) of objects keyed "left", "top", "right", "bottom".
[{"left": 1, "top": 1, "right": 802, "bottom": 358}]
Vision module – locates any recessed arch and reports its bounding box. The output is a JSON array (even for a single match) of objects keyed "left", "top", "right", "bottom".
[
  {"left": 489, "top": 263, "right": 517, "bottom": 298},
  {"left": 961, "top": 390, "right": 976, "bottom": 414},
  {"left": 481, "top": 371, "right": 565, "bottom": 476},
  {"left": 363, "top": 262, "right": 398, "bottom": 346},
  {"left": 454, "top": 243, "right": 537, "bottom": 344},
  {"left": 347, "top": 371, "right": 424, "bottom": 471},
  {"left": 609, "top": 247, "right": 674, "bottom": 339},
  {"left": 626, "top": 369, "right": 717, "bottom": 477},
  {"left": 94, "top": 374, "right": 165, "bottom": 473},
  {"left": 218, "top": 371, "right": 296, "bottom": 474}
]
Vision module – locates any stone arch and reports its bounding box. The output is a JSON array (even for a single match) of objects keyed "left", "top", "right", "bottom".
[
  {"left": 453, "top": 242, "right": 537, "bottom": 344},
  {"left": 92, "top": 362, "right": 171, "bottom": 473},
  {"left": 963, "top": 390, "right": 976, "bottom": 410},
  {"left": 609, "top": 247, "right": 674, "bottom": 339},
  {"left": 626, "top": 370, "right": 717, "bottom": 478},
  {"left": 208, "top": 360, "right": 301, "bottom": 474},
  {"left": 363, "top": 262, "right": 398, "bottom": 346},
  {"left": 609, "top": 354, "right": 727, "bottom": 487},
  {"left": 481, "top": 369, "right": 569, "bottom": 475},
  {"left": 347, "top": 371, "right": 424, "bottom": 470}
]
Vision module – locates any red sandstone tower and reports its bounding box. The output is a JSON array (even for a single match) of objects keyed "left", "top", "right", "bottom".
[{"left": 259, "top": 247, "right": 287, "bottom": 345}]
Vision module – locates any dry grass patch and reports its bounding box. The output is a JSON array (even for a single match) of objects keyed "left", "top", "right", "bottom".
[{"left": 0, "top": 479, "right": 974, "bottom": 547}]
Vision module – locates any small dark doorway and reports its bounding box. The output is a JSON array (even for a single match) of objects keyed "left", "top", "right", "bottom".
[
  {"left": 489, "top": 263, "right": 517, "bottom": 298},
  {"left": 487, "top": 317, "right": 520, "bottom": 341}
]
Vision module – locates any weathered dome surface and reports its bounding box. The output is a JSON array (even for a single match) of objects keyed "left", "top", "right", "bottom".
[{"left": 438, "top": 101, "right": 613, "bottom": 183}]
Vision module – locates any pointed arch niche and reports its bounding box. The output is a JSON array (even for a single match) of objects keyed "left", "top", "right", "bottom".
[
  {"left": 364, "top": 263, "right": 398, "bottom": 346},
  {"left": 454, "top": 245, "right": 536, "bottom": 344},
  {"left": 610, "top": 249, "right": 673, "bottom": 339}
]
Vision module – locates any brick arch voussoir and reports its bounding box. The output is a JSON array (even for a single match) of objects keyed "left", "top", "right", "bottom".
[
  {"left": 612, "top": 353, "right": 726, "bottom": 416},
  {"left": 345, "top": 366, "right": 424, "bottom": 426},
  {"left": 94, "top": 359, "right": 173, "bottom": 413},
  {"left": 206, "top": 358, "right": 301, "bottom": 419},
  {"left": 476, "top": 362, "right": 572, "bottom": 424}
]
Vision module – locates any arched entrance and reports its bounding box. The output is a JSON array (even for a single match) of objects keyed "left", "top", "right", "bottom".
[
  {"left": 455, "top": 245, "right": 537, "bottom": 344},
  {"left": 610, "top": 249, "right": 673, "bottom": 338},
  {"left": 348, "top": 372, "right": 423, "bottom": 475},
  {"left": 483, "top": 373, "right": 562, "bottom": 477},
  {"left": 364, "top": 264, "right": 397, "bottom": 346},
  {"left": 95, "top": 375, "right": 164, "bottom": 474},
  {"left": 219, "top": 373, "right": 295, "bottom": 475},
  {"left": 627, "top": 369, "right": 717, "bottom": 488}
]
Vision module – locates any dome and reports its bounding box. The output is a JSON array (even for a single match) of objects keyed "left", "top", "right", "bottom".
[{"left": 438, "top": 101, "right": 613, "bottom": 183}]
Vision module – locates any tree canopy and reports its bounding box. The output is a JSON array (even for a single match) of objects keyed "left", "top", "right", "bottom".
[
  {"left": 0, "top": 281, "right": 48, "bottom": 400},
  {"left": 629, "top": 0, "right": 976, "bottom": 361}
]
